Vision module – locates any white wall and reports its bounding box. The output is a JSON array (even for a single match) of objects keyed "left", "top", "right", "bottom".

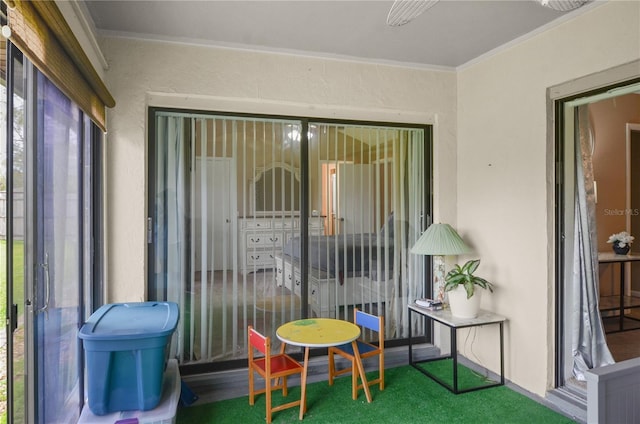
[
  {"left": 100, "top": 38, "right": 458, "bottom": 301},
  {"left": 457, "top": 1, "right": 640, "bottom": 396}
]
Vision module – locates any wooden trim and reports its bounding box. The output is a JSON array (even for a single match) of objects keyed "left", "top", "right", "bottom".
[{"left": 5, "top": 0, "right": 114, "bottom": 130}]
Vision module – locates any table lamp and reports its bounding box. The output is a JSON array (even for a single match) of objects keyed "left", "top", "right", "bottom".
[{"left": 411, "top": 223, "right": 471, "bottom": 302}]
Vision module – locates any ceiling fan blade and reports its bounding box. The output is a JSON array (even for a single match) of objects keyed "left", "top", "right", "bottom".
[
  {"left": 538, "top": 0, "right": 591, "bottom": 12},
  {"left": 386, "top": 0, "right": 439, "bottom": 27}
]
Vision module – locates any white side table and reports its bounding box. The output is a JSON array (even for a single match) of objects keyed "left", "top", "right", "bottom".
[{"left": 408, "top": 303, "right": 506, "bottom": 394}]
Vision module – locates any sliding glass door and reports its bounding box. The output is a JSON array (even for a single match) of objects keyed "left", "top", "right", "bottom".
[
  {"left": 3, "top": 39, "right": 27, "bottom": 424},
  {"left": 3, "top": 46, "right": 104, "bottom": 423},
  {"left": 33, "top": 73, "right": 84, "bottom": 423},
  {"left": 148, "top": 109, "right": 431, "bottom": 367}
]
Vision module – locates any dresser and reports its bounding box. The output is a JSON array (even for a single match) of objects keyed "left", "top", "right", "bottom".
[{"left": 238, "top": 216, "right": 324, "bottom": 274}]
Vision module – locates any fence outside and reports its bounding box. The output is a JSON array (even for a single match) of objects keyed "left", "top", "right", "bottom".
[{"left": 0, "top": 191, "right": 24, "bottom": 239}]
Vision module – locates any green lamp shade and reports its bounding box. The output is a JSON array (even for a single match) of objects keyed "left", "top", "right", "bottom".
[{"left": 411, "top": 223, "right": 470, "bottom": 256}]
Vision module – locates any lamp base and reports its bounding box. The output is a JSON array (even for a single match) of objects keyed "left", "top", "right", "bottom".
[{"left": 433, "top": 255, "right": 445, "bottom": 303}]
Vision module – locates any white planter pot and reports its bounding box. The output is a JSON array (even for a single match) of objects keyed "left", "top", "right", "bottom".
[{"left": 447, "top": 285, "right": 482, "bottom": 319}]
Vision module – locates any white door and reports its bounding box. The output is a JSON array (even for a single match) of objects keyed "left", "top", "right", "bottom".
[
  {"left": 337, "top": 163, "right": 374, "bottom": 234},
  {"left": 194, "top": 157, "right": 234, "bottom": 271}
]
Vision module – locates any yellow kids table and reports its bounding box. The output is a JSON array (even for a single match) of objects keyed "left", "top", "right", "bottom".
[{"left": 276, "top": 318, "right": 372, "bottom": 419}]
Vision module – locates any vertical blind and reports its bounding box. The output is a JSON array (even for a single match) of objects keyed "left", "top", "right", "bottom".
[{"left": 151, "top": 110, "right": 430, "bottom": 364}]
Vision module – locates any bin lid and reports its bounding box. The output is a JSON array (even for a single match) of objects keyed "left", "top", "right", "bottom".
[{"left": 79, "top": 301, "right": 179, "bottom": 340}]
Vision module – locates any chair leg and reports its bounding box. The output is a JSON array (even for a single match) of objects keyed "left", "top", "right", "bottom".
[
  {"left": 273, "top": 343, "right": 286, "bottom": 389},
  {"left": 248, "top": 368, "right": 255, "bottom": 405},
  {"left": 266, "top": 373, "right": 272, "bottom": 424},
  {"left": 379, "top": 355, "right": 385, "bottom": 390},
  {"left": 351, "top": 358, "right": 358, "bottom": 400},
  {"left": 328, "top": 349, "right": 335, "bottom": 386}
]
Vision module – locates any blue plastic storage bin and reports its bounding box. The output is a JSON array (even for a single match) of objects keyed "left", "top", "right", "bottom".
[{"left": 79, "top": 301, "right": 179, "bottom": 416}]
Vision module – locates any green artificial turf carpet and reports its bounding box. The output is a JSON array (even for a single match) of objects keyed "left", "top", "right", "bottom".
[{"left": 176, "top": 362, "right": 577, "bottom": 423}]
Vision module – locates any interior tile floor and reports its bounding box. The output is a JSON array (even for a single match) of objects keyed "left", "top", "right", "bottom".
[
  {"left": 606, "top": 329, "right": 640, "bottom": 362},
  {"left": 604, "top": 310, "right": 640, "bottom": 362}
]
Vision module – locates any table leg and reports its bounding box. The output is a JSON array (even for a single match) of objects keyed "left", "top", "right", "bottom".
[
  {"left": 620, "top": 262, "right": 626, "bottom": 331},
  {"left": 408, "top": 309, "right": 413, "bottom": 365},
  {"left": 451, "top": 326, "right": 458, "bottom": 394},
  {"left": 299, "top": 347, "right": 309, "bottom": 420},
  {"left": 351, "top": 340, "right": 372, "bottom": 403},
  {"left": 499, "top": 321, "right": 505, "bottom": 385}
]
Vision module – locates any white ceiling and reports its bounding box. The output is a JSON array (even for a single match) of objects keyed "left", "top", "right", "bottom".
[{"left": 83, "top": 0, "right": 598, "bottom": 69}]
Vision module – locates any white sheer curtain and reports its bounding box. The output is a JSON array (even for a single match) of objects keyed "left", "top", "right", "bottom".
[
  {"left": 401, "top": 129, "right": 427, "bottom": 338},
  {"left": 154, "top": 114, "right": 188, "bottom": 360},
  {"left": 572, "top": 105, "right": 614, "bottom": 380}
]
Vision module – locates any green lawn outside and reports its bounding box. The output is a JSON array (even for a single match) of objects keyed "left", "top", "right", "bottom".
[
  {"left": 0, "top": 239, "right": 25, "bottom": 322},
  {"left": 0, "top": 239, "right": 5, "bottom": 326},
  {"left": 0, "top": 234, "right": 4, "bottom": 424},
  {"left": 1, "top": 239, "right": 25, "bottom": 424}
]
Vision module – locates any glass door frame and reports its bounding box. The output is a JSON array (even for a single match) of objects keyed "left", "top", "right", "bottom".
[
  {"left": 5, "top": 41, "right": 33, "bottom": 424},
  {"left": 146, "top": 106, "right": 434, "bottom": 372},
  {"left": 553, "top": 74, "right": 640, "bottom": 390}
]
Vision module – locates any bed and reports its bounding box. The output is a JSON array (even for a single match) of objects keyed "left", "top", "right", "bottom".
[{"left": 275, "top": 230, "right": 397, "bottom": 317}]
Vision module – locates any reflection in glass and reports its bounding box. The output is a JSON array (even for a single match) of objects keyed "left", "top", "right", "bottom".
[{"left": 151, "top": 111, "right": 431, "bottom": 365}]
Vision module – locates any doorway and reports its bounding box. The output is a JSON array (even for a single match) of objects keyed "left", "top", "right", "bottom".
[
  {"left": 589, "top": 96, "right": 640, "bottom": 359},
  {"left": 554, "top": 76, "right": 640, "bottom": 392},
  {"left": 194, "top": 157, "right": 234, "bottom": 271}
]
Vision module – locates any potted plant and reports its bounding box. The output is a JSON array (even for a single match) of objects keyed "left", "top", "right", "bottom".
[
  {"left": 607, "top": 231, "right": 634, "bottom": 255},
  {"left": 444, "top": 259, "right": 494, "bottom": 319}
]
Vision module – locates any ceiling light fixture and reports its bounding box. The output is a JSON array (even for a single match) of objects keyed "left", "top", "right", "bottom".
[
  {"left": 538, "top": 0, "right": 591, "bottom": 11},
  {"left": 386, "top": 0, "right": 439, "bottom": 27},
  {"left": 285, "top": 124, "right": 315, "bottom": 143}
]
